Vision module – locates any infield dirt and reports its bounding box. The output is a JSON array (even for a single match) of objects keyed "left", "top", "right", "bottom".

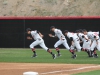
[{"left": 0, "top": 63, "right": 100, "bottom": 75}]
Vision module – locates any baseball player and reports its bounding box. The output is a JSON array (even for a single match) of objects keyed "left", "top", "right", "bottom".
[
  {"left": 76, "top": 29, "right": 91, "bottom": 57},
  {"left": 64, "top": 30, "right": 84, "bottom": 59},
  {"left": 26, "top": 28, "right": 56, "bottom": 59},
  {"left": 83, "top": 29, "right": 99, "bottom": 58},
  {"left": 49, "top": 26, "right": 74, "bottom": 58}
]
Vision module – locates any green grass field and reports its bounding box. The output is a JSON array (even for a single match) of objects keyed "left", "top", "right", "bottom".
[
  {"left": 0, "top": 48, "right": 100, "bottom": 75},
  {"left": 73, "top": 70, "right": 100, "bottom": 75},
  {"left": 0, "top": 48, "right": 100, "bottom": 64}
]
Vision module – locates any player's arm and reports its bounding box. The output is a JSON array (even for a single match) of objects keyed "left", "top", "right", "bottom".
[
  {"left": 70, "top": 37, "right": 74, "bottom": 46},
  {"left": 38, "top": 32, "right": 44, "bottom": 38},
  {"left": 58, "top": 30, "right": 65, "bottom": 40},
  {"left": 90, "top": 40, "right": 93, "bottom": 46},
  {"left": 94, "top": 35, "right": 99, "bottom": 44},
  {"left": 35, "top": 30, "right": 44, "bottom": 38},
  {"left": 49, "top": 34, "right": 56, "bottom": 38},
  {"left": 60, "top": 35, "right": 65, "bottom": 40},
  {"left": 27, "top": 36, "right": 32, "bottom": 40},
  {"left": 82, "top": 35, "right": 89, "bottom": 41},
  {"left": 61, "top": 36, "right": 63, "bottom": 39}
]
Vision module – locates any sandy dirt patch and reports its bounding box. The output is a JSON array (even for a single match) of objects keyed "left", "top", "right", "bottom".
[{"left": 0, "top": 63, "right": 100, "bottom": 75}]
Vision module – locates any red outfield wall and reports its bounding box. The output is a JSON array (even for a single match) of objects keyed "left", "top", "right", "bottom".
[{"left": 0, "top": 16, "right": 100, "bottom": 19}]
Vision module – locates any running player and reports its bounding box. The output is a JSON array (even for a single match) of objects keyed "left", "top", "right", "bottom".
[
  {"left": 76, "top": 29, "right": 91, "bottom": 57},
  {"left": 48, "top": 26, "right": 72, "bottom": 58},
  {"left": 83, "top": 29, "right": 99, "bottom": 58},
  {"left": 64, "top": 30, "right": 82, "bottom": 59},
  {"left": 26, "top": 28, "right": 56, "bottom": 59}
]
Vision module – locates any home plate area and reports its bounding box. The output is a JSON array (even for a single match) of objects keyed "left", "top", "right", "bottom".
[{"left": 0, "top": 63, "right": 100, "bottom": 75}]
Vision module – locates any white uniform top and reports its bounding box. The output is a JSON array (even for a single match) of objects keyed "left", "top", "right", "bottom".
[
  {"left": 78, "top": 33, "right": 88, "bottom": 42},
  {"left": 88, "top": 31, "right": 99, "bottom": 35},
  {"left": 78, "top": 33, "right": 84, "bottom": 41},
  {"left": 87, "top": 32, "right": 99, "bottom": 41},
  {"left": 93, "top": 32, "right": 99, "bottom": 35},
  {"left": 67, "top": 32, "right": 79, "bottom": 41},
  {"left": 54, "top": 29, "right": 65, "bottom": 40},
  {"left": 31, "top": 30, "right": 42, "bottom": 40}
]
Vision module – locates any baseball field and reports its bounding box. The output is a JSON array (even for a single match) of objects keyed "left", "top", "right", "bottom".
[{"left": 0, "top": 48, "right": 100, "bottom": 75}]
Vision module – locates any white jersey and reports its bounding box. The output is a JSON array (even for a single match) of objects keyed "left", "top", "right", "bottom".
[
  {"left": 78, "top": 33, "right": 84, "bottom": 41},
  {"left": 78, "top": 33, "right": 88, "bottom": 42},
  {"left": 93, "top": 32, "right": 99, "bottom": 35},
  {"left": 67, "top": 32, "right": 79, "bottom": 41},
  {"left": 89, "top": 31, "right": 99, "bottom": 35},
  {"left": 54, "top": 29, "right": 65, "bottom": 40},
  {"left": 84, "top": 35, "right": 89, "bottom": 41},
  {"left": 67, "top": 32, "right": 82, "bottom": 51},
  {"left": 31, "top": 30, "right": 42, "bottom": 40},
  {"left": 87, "top": 32, "right": 99, "bottom": 41}
]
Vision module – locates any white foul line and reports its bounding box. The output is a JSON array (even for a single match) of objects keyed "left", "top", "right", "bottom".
[{"left": 40, "top": 65, "right": 100, "bottom": 75}]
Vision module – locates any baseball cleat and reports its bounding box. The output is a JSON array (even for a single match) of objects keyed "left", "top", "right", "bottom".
[
  {"left": 91, "top": 53, "right": 94, "bottom": 57},
  {"left": 71, "top": 54, "right": 77, "bottom": 59},
  {"left": 57, "top": 53, "right": 61, "bottom": 57},
  {"left": 31, "top": 54, "right": 37, "bottom": 58},
  {"left": 52, "top": 54, "right": 56, "bottom": 59},
  {"left": 93, "top": 54, "right": 98, "bottom": 58}
]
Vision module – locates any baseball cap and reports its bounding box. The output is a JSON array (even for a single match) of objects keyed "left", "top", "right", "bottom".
[
  {"left": 26, "top": 28, "right": 31, "bottom": 31},
  {"left": 50, "top": 26, "right": 55, "bottom": 31},
  {"left": 82, "top": 29, "right": 87, "bottom": 32},
  {"left": 64, "top": 30, "right": 69, "bottom": 33},
  {"left": 78, "top": 29, "right": 83, "bottom": 33},
  {"left": 75, "top": 30, "right": 80, "bottom": 33}
]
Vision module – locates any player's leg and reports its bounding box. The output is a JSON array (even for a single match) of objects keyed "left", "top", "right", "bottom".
[
  {"left": 93, "top": 40, "right": 100, "bottom": 58},
  {"left": 75, "top": 41, "right": 87, "bottom": 52},
  {"left": 62, "top": 39, "right": 70, "bottom": 50},
  {"left": 76, "top": 41, "right": 89, "bottom": 55},
  {"left": 75, "top": 41, "right": 82, "bottom": 52},
  {"left": 90, "top": 40, "right": 97, "bottom": 57},
  {"left": 96, "top": 40, "right": 100, "bottom": 51},
  {"left": 62, "top": 39, "right": 76, "bottom": 58},
  {"left": 82, "top": 41, "right": 91, "bottom": 57},
  {"left": 70, "top": 43, "right": 77, "bottom": 59},
  {"left": 93, "top": 47, "right": 98, "bottom": 58},
  {"left": 39, "top": 40, "right": 56, "bottom": 59},
  {"left": 54, "top": 40, "right": 63, "bottom": 56},
  {"left": 30, "top": 40, "right": 42, "bottom": 57}
]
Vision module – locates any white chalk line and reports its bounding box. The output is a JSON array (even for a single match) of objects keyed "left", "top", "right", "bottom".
[{"left": 40, "top": 65, "right": 100, "bottom": 75}]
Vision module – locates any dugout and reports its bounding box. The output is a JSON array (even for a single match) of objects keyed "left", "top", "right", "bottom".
[{"left": 0, "top": 17, "right": 100, "bottom": 48}]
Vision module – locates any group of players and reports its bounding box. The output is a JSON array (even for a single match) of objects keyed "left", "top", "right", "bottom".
[{"left": 26, "top": 26, "right": 100, "bottom": 59}]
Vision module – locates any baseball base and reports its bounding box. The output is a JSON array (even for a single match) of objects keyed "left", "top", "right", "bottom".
[{"left": 23, "top": 71, "right": 38, "bottom": 75}]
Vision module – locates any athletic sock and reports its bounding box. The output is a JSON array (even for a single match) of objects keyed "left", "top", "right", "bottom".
[
  {"left": 33, "top": 51, "right": 36, "bottom": 55},
  {"left": 32, "top": 48, "right": 36, "bottom": 55},
  {"left": 50, "top": 52, "right": 54, "bottom": 55},
  {"left": 47, "top": 49, "right": 54, "bottom": 55},
  {"left": 69, "top": 50, "right": 75, "bottom": 55},
  {"left": 57, "top": 50, "right": 60, "bottom": 54},
  {"left": 56, "top": 47, "right": 60, "bottom": 54}
]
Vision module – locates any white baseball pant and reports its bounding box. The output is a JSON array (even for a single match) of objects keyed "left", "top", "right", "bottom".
[
  {"left": 90, "top": 39, "right": 100, "bottom": 51},
  {"left": 54, "top": 39, "right": 70, "bottom": 50},
  {"left": 30, "top": 39, "right": 48, "bottom": 51},
  {"left": 70, "top": 40, "right": 82, "bottom": 52},
  {"left": 83, "top": 40, "right": 91, "bottom": 50}
]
